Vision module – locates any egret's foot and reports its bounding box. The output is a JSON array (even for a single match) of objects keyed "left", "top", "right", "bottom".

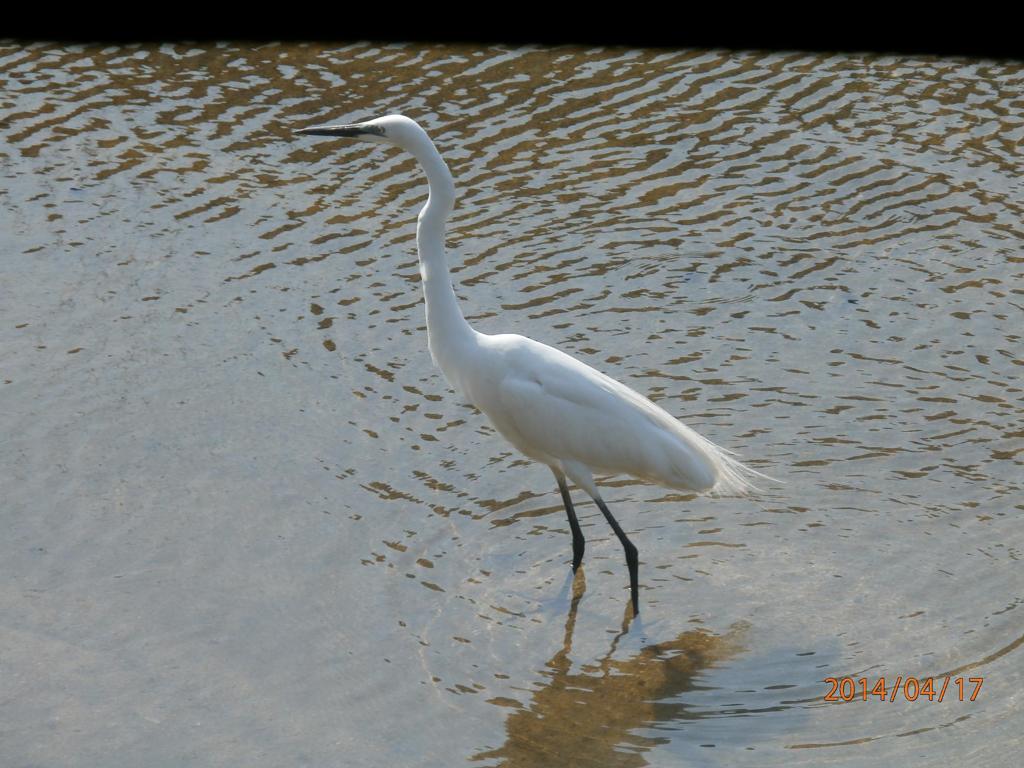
[
  {"left": 571, "top": 542, "right": 584, "bottom": 573},
  {"left": 625, "top": 540, "right": 639, "bottom": 616}
]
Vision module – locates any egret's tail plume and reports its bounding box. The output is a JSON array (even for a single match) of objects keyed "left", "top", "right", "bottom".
[{"left": 700, "top": 437, "right": 779, "bottom": 498}]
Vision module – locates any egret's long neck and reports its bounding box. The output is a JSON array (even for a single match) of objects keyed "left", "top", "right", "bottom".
[{"left": 409, "top": 138, "right": 477, "bottom": 379}]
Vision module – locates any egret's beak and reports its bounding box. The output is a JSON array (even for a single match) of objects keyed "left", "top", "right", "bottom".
[{"left": 294, "top": 123, "right": 384, "bottom": 138}]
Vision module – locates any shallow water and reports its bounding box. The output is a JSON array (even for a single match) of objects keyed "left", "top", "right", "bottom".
[{"left": 2, "top": 42, "right": 1022, "bottom": 766}]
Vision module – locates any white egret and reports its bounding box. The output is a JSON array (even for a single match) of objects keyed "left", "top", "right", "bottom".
[{"left": 296, "top": 115, "right": 771, "bottom": 615}]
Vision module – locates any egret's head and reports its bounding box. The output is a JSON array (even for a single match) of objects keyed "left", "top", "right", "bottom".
[{"left": 295, "top": 114, "right": 426, "bottom": 151}]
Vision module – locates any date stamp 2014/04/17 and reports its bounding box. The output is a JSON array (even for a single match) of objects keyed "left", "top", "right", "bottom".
[{"left": 825, "top": 676, "right": 983, "bottom": 703}]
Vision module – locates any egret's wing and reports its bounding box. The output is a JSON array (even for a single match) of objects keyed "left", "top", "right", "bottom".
[
  {"left": 493, "top": 339, "right": 768, "bottom": 495},
  {"left": 493, "top": 344, "right": 713, "bottom": 489}
]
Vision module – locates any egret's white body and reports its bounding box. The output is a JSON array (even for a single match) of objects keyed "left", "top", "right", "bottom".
[
  {"left": 297, "top": 115, "right": 769, "bottom": 615},
  {"left": 447, "top": 333, "right": 741, "bottom": 496}
]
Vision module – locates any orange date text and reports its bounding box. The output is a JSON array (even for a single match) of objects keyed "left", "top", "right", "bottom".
[{"left": 824, "top": 676, "right": 983, "bottom": 703}]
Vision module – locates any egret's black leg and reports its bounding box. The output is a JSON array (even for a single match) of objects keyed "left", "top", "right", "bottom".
[
  {"left": 595, "top": 497, "right": 640, "bottom": 616},
  {"left": 557, "top": 476, "right": 585, "bottom": 572}
]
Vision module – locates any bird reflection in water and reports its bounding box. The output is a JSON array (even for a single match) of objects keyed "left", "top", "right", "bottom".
[{"left": 473, "top": 573, "right": 748, "bottom": 767}]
